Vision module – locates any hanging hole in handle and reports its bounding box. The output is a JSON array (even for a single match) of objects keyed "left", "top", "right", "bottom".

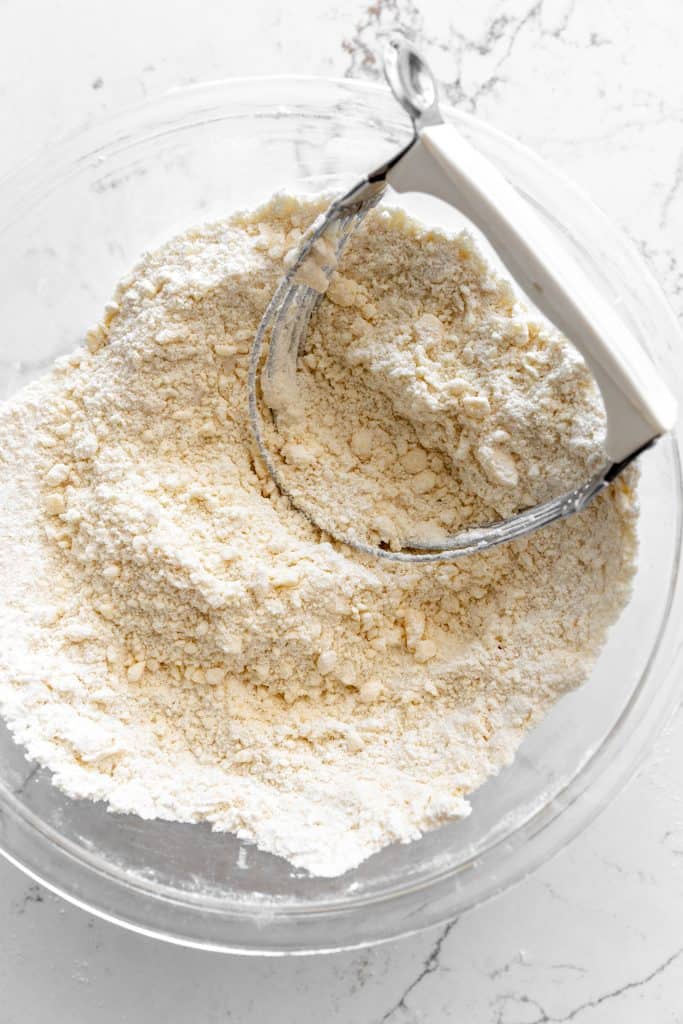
[{"left": 383, "top": 36, "right": 440, "bottom": 124}]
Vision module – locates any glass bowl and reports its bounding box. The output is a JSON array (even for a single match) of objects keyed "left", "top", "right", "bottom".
[{"left": 0, "top": 77, "right": 681, "bottom": 955}]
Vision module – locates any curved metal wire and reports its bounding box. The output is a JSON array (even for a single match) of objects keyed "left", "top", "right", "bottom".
[{"left": 246, "top": 188, "right": 639, "bottom": 563}]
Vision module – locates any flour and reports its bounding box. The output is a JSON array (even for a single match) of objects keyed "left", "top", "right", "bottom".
[
  {"left": 0, "top": 195, "right": 637, "bottom": 877},
  {"left": 265, "top": 205, "right": 611, "bottom": 551}
]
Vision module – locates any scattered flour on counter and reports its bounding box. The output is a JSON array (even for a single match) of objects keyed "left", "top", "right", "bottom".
[{"left": 0, "top": 195, "right": 637, "bottom": 877}]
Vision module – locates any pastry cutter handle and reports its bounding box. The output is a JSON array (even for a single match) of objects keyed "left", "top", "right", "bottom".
[{"left": 387, "top": 122, "right": 677, "bottom": 463}]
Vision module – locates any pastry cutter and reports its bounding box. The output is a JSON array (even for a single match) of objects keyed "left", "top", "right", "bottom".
[{"left": 248, "top": 36, "right": 677, "bottom": 562}]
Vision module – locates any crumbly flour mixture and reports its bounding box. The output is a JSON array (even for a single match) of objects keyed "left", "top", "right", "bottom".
[{"left": 0, "top": 196, "right": 637, "bottom": 876}]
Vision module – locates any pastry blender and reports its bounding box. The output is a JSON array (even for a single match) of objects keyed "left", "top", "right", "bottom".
[{"left": 248, "top": 37, "right": 676, "bottom": 562}]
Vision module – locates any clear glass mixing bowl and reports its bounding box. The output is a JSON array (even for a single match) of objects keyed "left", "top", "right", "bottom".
[{"left": 0, "top": 77, "right": 681, "bottom": 955}]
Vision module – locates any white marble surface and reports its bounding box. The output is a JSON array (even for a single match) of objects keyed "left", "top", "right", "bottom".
[{"left": 1, "top": 0, "right": 683, "bottom": 1020}]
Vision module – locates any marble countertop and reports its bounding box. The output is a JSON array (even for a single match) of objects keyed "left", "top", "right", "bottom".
[{"left": 1, "top": 0, "right": 683, "bottom": 1020}]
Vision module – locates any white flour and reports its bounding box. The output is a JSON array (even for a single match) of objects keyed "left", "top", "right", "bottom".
[{"left": 0, "top": 196, "right": 637, "bottom": 876}]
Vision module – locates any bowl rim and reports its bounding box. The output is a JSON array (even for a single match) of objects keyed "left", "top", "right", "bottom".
[{"left": 0, "top": 73, "right": 682, "bottom": 955}]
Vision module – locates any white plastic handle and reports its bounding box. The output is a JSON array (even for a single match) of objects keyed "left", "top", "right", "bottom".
[{"left": 387, "top": 123, "right": 677, "bottom": 463}]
